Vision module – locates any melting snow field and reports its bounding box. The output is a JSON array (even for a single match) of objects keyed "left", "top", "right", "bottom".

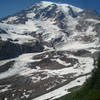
[
  {"left": 0, "top": 52, "right": 94, "bottom": 79},
  {"left": 0, "top": 49, "right": 94, "bottom": 100},
  {"left": 56, "top": 38, "right": 99, "bottom": 51},
  {"left": 33, "top": 75, "right": 90, "bottom": 100}
]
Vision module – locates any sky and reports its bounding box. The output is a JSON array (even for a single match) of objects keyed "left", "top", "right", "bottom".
[{"left": 0, "top": 0, "right": 100, "bottom": 18}]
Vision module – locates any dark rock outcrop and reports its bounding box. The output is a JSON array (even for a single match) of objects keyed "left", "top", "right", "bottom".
[
  {"left": 78, "top": 9, "right": 100, "bottom": 20},
  {"left": 0, "top": 28, "right": 8, "bottom": 34},
  {"left": 0, "top": 61, "right": 15, "bottom": 73},
  {"left": 93, "top": 23, "right": 100, "bottom": 35},
  {"left": 0, "top": 40, "right": 44, "bottom": 60}
]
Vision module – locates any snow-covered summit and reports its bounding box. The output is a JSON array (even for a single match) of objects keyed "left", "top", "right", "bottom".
[
  {"left": 40, "top": 1, "right": 54, "bottom": 8},
  {"left": 1, "top": 1, "right": 82, "bottom": 24},
  {"left": 40, "top": 1, "right": 82, "bottom": 12},
  {"left": 0, "top": 1, "right": 100, "bottom": 47}
]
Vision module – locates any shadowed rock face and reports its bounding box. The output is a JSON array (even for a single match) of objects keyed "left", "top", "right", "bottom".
[
  {"left": 35, "top": 4, "right": 58, "bottom": 19},
  {"left": 34, "top": 4, "right": 66, "bottom": 21},
  {"left": 76, "top": 20, "right": 94, "bottom": 32},
  {"left": 0, "top": 40, "right": 44, "bottom": 60},
  {"left": 0, "top": 61, "right": 15, "bottom": 73},
  {"left": 67, "top": 6, "right": 77, "bottom": 18},
  {"left": 93, "top": 23, "right": 100, "bottom": 34},
  {"left": 0, "top": 28, "right": 8, "bottom": 34},
  {"left": 78, "top": 9, "right": 100, "bottom": 20}
]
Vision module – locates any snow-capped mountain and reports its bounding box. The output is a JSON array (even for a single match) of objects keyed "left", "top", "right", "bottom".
[{"left": 0, "top": 1, "right": 100, "bottom": 100}]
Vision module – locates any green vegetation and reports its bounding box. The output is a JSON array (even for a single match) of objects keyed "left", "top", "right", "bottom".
[{"left": 56, "top": 55, "right": 100, "bottom": 100}]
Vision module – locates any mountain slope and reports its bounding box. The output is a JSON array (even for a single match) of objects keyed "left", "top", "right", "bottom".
[
  {"left": 0, "top": 1, "right": 100, "bottom": 100},
  {"left": 56, "top": 55, "right": 100, "bottom": 100}
]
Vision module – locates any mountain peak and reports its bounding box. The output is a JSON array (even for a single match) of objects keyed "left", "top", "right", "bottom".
[
  {"left": 40, "top": 1, "right": 54, "bottom": 5},
  {"left": 0, "top": 1, "right": 83, "bottom": 24}
]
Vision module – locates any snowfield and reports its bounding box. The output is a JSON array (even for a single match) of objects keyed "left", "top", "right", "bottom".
[
  {"left": 0, "top": 50, "right": 95, "bottom": 100},
  {"left": 33, "top": 75, "right": 90, "bottom": 100}
]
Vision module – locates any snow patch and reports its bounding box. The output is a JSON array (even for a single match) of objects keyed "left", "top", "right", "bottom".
[
  {"left": 3, "top": 16, "right": 18, "bottom": 23},
  {"left": 52, "top": 58, "right": 71, "bottom": 66},
  {"left": 0, "top": 85, "right": 11, "bottom": 93},
  {"left": 26, "top": 13, "right": 35, "bottom": 19}
]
